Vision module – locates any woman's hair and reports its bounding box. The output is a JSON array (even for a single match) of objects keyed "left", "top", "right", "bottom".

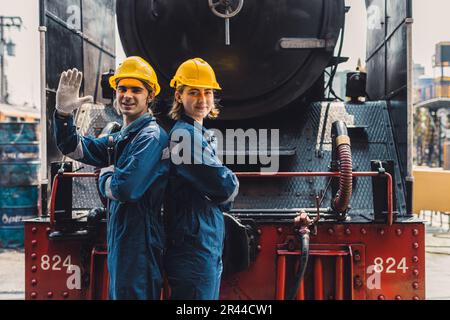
[{"left": 168, "top": 85, "right": 220, "bottom": 120}]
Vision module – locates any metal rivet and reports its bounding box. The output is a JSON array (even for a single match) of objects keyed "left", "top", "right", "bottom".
[
  {"left": 413, "top": 269, "right": 419, "bottom": 276},
  {"left": 413, "top": 242, "right": 419, "bottom": 249},
  {"left": 31, "top": 292, "right": 37, "bottom": 299},
  {"left": 31, "top": 279, "right": 37, "bottom": 286},
  {"left": 396, "top": 229, "right": 402, "bottom": 236},
  {"left": 257, "top": 229, "right": 262, "bottom": 235},
  {"left": 47, "top": 292, "right": 53, "bottom": 298},
  {"left": 412, "top": 282, "right": 419, "bottom": 289},
  {"left": 46, "top": 227, "right": 51, "bottom": 233},
  {"left": 354, "top": 253, "right": 361, "bottom": 262},
  {"left": 31, "top": 265, "right": 37, "bottom": 273},
  {"left": 378, "top": 295, "right": 385, "bottom": 300},
  {"left": 412, "top": 256, "right": 419, "bottom": 263},
  {"left": 413, "top": 229, "right": 419, "bottom": 236},
  {"left": 63, "top": 292, "right": 69, "bottom": 298},
  {"left": 31, "top": 227, "right": 37, "bottom": 234},
  {"left": 353, "top": 276, "right": 363, "bottom": 288},
  {"left": 345, "top": 228, "right": 351, "bottom": 235},
  {"left": 328, "top": 228, "right": 334, "bottom": 235},
  {"left": 360, "top": 228, "right": 367, "bottom": 235},
  {"left": 31, "top": 253, "right": 37, "bottom": 260},
  {"left": 395, "top": 295, "right": 402, "bottom": 300},
  {"left": 277, "top": 227, "right": 283, "bottom": 234},
  {"left": 31, "top": 240, "right": 37, "bottom": 246},
  {"left": 257, "top": 245, "right": 262, "bottom": 251},
  {"left": 413, "top": 296, "right": 420, "bottom": 300},
  {"left": 379, "top": 229, "right": 385, "bottom": 235}
]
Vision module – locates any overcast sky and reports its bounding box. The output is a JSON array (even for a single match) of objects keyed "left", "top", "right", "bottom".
[{"left": 0, "top": 0, "right": 449, "bottom": 108}]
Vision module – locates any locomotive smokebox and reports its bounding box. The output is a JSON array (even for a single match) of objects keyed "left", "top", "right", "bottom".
[{"left": 116, "top": 0, "right": 345, "bottom": 120}]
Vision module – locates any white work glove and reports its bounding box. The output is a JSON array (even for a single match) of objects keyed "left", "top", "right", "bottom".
[
  {"left": 99, "top": 165, "right": 115, "bottom": 178},
  {"left": 56, "top": 68, "right": 94, "bottom": 116}
]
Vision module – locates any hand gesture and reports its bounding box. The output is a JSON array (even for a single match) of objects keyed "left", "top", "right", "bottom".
[{"left": 56, "top": 68, "right": 94, "bottom": 116}]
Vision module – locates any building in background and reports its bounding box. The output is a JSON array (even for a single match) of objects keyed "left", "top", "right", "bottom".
[
  {"left": 414, "top": 42, "right": 450, "bottom": 168},
  {"left": 416, "top": 42, "right": 450, "bottom": 103},
  {"left": 0, "top": 103, "right": 39, "bottom": 122}
]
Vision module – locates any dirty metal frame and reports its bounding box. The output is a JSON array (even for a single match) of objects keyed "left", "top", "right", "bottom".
[
  {"left": 47, "top": 171, "right": 394, "bottom": 228},
  {"left": 275, "top": 244, "right": 351, "bottom": 300}
]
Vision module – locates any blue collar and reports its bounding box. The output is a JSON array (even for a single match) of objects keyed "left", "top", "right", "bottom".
[
  {"left": 180, "top": 114, "right": 208, "bottom": 134},
  {"left": 121, "top": 113, "right": 154, "bottom": 136}
]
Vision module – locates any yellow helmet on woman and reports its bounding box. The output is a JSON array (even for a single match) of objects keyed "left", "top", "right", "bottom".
[
  {"left": 170, "top": 58, "right": 221, "bottom": 90},
  {"left": 109, "top": 56, "right": 161, "bottom": 96}
]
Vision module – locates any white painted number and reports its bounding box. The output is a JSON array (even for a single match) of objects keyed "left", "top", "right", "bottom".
[
  {"left": 372, "top": 257, "right": 409, "bottom": 274},
  {"left": 39, "top": 255, "right": 80, "bottom": 290},
  {"left": 385, "top": 257, "right": 396, "bottom": 273},
  {"left": 397, "top": 257, "right": 409, "bottom": 273},
  {"left": 40, "top": 255, "right": 73, "bottom": 271},
  {"left": 41, "top": 255, "right": 50, "bottom": 270},
  {"left": 63, "top": 255, "right": 72, "bottom": 268},
  {"left": 52, "top": 255, "right": 62, "bottom": 270}
]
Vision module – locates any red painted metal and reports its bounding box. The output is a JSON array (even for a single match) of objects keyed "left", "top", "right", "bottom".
[
  {"left": 220, "top": 223, "right": 424, "bottom": 300},
  {"left": 314, "top": 257, "right": 324, "bottom": 300},
  {"left": 335, "top": 256, "right": 344, "bottom": 300},
  {"left": 276, "top": 255, "right": 286, "bottom": 300},
  {"left": 49, "top": 174, "right": 58, "bottom": 225},
  {"left": 25, "top": 171, "right": 423, "bottom": 300},
  {"left": 88, "top": 247, "right": 108, "bottom": 300},
  {"left": 296, "top": 279, "right": 305, "bottom": 300}
]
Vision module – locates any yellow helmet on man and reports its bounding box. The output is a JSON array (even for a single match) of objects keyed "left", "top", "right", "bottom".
[{"left": 109, "top": 56, "right": 161, "bottom": 96}]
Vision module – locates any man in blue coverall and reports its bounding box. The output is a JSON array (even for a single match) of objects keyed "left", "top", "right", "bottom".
[{"left": 53, "top": 56, "right": 170, "bottom": 299}]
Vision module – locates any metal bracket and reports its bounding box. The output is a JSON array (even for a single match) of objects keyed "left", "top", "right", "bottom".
[{"left": 279, "top": 38, "right": 337, "bottom": 50}]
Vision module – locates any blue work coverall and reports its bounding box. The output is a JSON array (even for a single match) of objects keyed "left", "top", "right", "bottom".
[
  {"left": 53, "top": 112, "right": 170, "bottom": 299},
  {"left": 164, "top": 115, "right": 239, "bottom": 300}
]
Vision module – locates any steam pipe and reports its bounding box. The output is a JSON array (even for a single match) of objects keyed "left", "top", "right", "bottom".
[{"left": 331, "top": 121, "right": 353, "bottom": 213}]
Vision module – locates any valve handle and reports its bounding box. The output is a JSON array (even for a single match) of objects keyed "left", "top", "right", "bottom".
[{"left": 208, "top": 0, "right": 244, "bottom": 19}]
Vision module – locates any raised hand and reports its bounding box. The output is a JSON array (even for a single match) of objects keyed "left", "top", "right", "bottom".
[{"left": 56, "top": 68, "right": 94, "bottom": 116}]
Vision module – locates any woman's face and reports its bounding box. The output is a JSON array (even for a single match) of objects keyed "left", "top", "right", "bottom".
[{"left": 176, "top": 86, "right": 214, "bottom": 123}]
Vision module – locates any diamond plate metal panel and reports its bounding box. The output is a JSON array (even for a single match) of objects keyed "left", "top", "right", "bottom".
[
  {"left": 233, "top": 101, "right": 407, "bottom": 216},
  {"left": 66, "top": 104, "right": 122, "bottom": 209}
]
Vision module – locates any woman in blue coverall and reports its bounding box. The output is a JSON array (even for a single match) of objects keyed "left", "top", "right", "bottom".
[
  {"left": 164, "top": 58, "right": 239, "bottom": 300},
  {"left": 53, "top": 56, "right": 170, "bottom": 299}
]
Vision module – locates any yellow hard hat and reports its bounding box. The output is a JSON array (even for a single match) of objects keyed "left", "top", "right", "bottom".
[
  {"left": 170, "top": 58, "right": 221, "bottom": 90},
  {"left": 109, "top": 56, "right": 161, "bottom": 96}
]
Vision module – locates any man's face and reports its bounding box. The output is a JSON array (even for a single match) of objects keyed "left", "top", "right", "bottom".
[
  {"left": 116, "top": 78, "right": 153, "bottom": 121},
  {"left": 176, "top": 86, "right": 214, "bottom": 122}
]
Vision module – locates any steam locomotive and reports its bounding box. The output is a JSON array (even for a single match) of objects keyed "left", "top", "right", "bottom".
[{"left": 25, "top": 0, "right": 423, "bottom": 300}]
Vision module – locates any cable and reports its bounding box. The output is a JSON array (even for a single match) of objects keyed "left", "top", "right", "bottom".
[{"left": 288, "top": 229, "right": 310, "bottom": 300}]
